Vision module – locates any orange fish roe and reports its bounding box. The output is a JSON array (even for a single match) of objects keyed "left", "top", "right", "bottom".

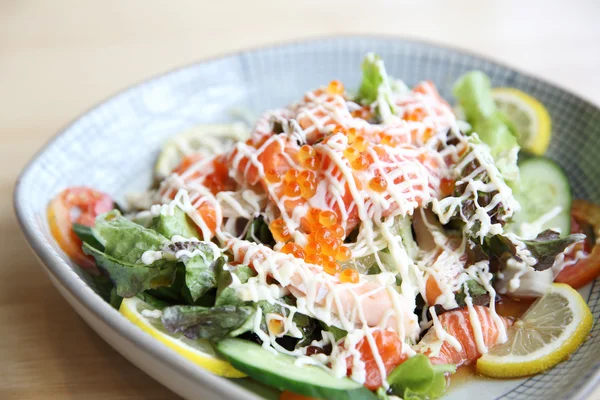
[
  {"left": 319, "top": 210, "right": 337, "bottom": 227},
  {"left": 303, "top": 156, "right": 318, "bottom": 170},
  {"left": 284, "top": 181, "right": 301, "bottom": 197},
  {"left": 321, "top": 237, "right": 341, "bottom": 257},
  {"left": 298, "top": 145, "right": 316, "bottom": 162},
  {"left": 336, "top": 246, "right": 352, "bottom": 261},
  {"left": 307, "top": 208, "right": 321, "bottom": 225},
  {"left": 351, "top": 106, "right": 373, "bottom": 120},
  {"left": 330, "top": 224, "right": 345, "bottom": 239},
  {"left": 284, "top": 168, "right": 299, "bottom": 182},
  {"left": 351, "top": 154, "right": 372, "bottom": 171},
  {"left": 340, "top": 268, "right": 359, "bottom": 283},
  {"left": 422, "top": 127, "right": 435, "bottom": 142},
  {"left": 353, "top": 136, "right": 368, "bottom": 152},
  {"left": 281, "top": 242, "right": 306, "bottom": 259},
  {"left": 298, "top": 170, "right": 316, "bottom": 184},
  {"left": 404, "top": 107, "right": 426, "bottom": 121},
  {"left": 265, "top": 168, "right": 281, "bottom": 183},
  {"left": 344, "top": 147, "right": 360, "bottom": 162},
  {"left": 300, "top": 181, "right": 317, "bottom": 199},
  {"left": 327, "top": 80, "right": 345, "bottom": 95},
  {"left": 305, "top": 241, "right": 322, "bottom": 255},
  {"left": 324, "top": 261, "right": 342, "bottom": 275},
  {"left": 369, "top": 176, "right": 388, "bottom": 192},
  {"left": 270, "top": 219, "right": 291, "bottom": 243},
  {"left": 305, "top": 254, "right": 323, "bottom": 266},
  {"left": 346, "top": 127, "right": 357, "bottom": 144},
  {"left": 380, "top": 134, "right": 398, "bottom": 147},
  {"left": 315, "top": 227, "right": 333, "bottom": 244}
]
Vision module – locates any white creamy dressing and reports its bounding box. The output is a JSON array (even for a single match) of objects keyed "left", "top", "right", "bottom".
[
  {"left": 138, "top": 79, "right": 528, "bottom": 387},
  {"left": 432, "top": 135, "right": 519, "bottom": 242}
]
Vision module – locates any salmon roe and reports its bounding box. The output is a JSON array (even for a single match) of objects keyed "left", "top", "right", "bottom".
[
  {"left": 344, "top": 147, "right": 359, "bottom": 162},
  {"left": 299, "top": 145, "right": 315, "bottom": 159},
  {"left": 369, "top": 176, "right": 388, "bottom": 192},
  {"left": 296, "top": 208, "right": 351, "bottom": 273},
  {"left": 284, "top": 168, "right": 299, "bottom": 182},
  {"left": 270, "top": 219, "right": 291, "bottom": 243},
  {"left": 265, "top": 168, "right": 281, "bottom": 183},
  {"left": 327, "top": 80, "right": 345, "bottom": 95},
  {"left": 340, "top": 268, "right": 359, "bottom": 283},
  {"left": 351, "top": 154, "right": 372, "bottom": 171},
  {"left": 281, "top": 242, "right": 306, "bottom": 259},
  {"left": 324, "top": 261, "right": 342, "bottom": 275}
]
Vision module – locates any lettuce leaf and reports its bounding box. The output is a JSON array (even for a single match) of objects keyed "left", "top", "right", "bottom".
[
  {"left": 356, "top": 53, "right": 397, "bottom": 121},
  {"left": 149, "top": 206, "right": 221, "bottom": 302},
  {"left": 83, "top": 243, "right": 177, "bottom": 297},
  {"left": 182, "top": 246, "right": 223, "bottom": 302},
  {"left": 215, "top": 263, "right": 256, "bottom": 307},
  {"left": 245, "top": 216, "right": 275, "bottom": 246},
  {"left": 84, "top": 211, "right": 178, "bottom": 297},
  {"left": 161, "top": 304, "right": 254, "bottom": 340},
  {"left": 388, "top": 354, "right": 455, "bottom": 400},
  {"left": 453, "top": 71, "right": 520, "bottom": 185},
  {"left": 488, "top": 229, "right": 585, "bottom": 271},
  {"left": 72, "top": 223, "right": 104, "bottom": 251}
]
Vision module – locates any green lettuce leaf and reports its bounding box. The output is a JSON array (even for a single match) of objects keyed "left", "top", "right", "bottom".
[
  {"left": 245, "top": 216, "right": 275, "bottom": 246},
  {"left": 181, "top": 245, "right": 223, "bottom": 302},
  {"left": 488, "top": 229, "right": 585, "bottom": 271},
  {"left": 356, "top": 53, "right": 397, "bottom": 120},
  {"left": 215, "top": 264, "right": 256, "bottom": 307},
  {"left": 83, "top": 244, "right": 177, "bottom": 298},
  {"left": 84, "top": 211, "right": 178, "bottom": 297},
  {"left": 161, "top": 304, "right": 254, "bottom": 340},
  {"left": 388, "top": 354, "right": 455, "bottom": 400},
  {"left": 453, "top": 71, "right": 520, "bottom": 184},
  {"left": 72, "top": 223, "right": 104, "bottom": 251},
  {"left": 454, "top": 279, "right": 488, "bottom": 308}
]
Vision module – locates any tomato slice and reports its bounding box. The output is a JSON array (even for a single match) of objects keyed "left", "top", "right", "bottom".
[
  {"left": 47, "top": 187, "right": 113, "bottom": 273},
  {"left": 555, "top": 199, "right": 600, "bottom": 289},
  {"left": 347, "top": 330, "right": 407, "bottom": 390}
]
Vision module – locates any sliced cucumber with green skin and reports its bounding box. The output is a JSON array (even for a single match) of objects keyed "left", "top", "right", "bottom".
[
  {"left": 509, "top": 157, "right": 572, "bottom": 237},
  {"left": 217, "top": 339, "right": 376, "bottom": 400}
]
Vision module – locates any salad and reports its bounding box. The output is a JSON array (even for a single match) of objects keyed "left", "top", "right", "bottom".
[{"left": 47, "top": 54, "right": 600, "bottom": 400}]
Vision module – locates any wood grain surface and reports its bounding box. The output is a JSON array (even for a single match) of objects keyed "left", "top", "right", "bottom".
[{"left": 1, "top": 1, "right": 599, "bottom": 399}]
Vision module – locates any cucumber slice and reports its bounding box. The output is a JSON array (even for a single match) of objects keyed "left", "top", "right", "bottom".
[
  {"left": 217, "top": 339, "right": 376, "bottom": 400},
  {"left": 509, "top": 157, "right": 572, "bottom": 237}
]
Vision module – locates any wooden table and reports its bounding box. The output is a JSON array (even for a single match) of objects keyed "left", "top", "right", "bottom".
[{"left": 1, "top": 1, "right": 599, "bottom": 398}]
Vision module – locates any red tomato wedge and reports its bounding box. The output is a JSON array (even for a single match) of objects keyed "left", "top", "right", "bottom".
[
  {"left": 47, "top": 187, "right": 113, "bottom": 273},
  {"left": 555, "top": 199, "right": 600, "bottom": 289}
]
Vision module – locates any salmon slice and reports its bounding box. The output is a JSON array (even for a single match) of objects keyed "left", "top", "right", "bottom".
[{"left": 420, "top": 306, "right": 512, "bottom": 367}]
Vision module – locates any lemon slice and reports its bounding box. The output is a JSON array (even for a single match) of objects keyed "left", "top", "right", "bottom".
[
  {"left": 120, "top": 296, "right": 246, "bottom": 378},
  {"left": 476, "top": 283, "right": 592, "bottom": 378},
  {"left": 155, "top": 123, "right": 250, "bottom": 179},
  {"left": 491, "top": 88, "right": 551, "bottom": 155}
]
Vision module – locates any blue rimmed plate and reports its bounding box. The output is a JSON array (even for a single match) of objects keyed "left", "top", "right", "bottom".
[{"left": 14, "top": 36, "right": 600, "bottom": 400}]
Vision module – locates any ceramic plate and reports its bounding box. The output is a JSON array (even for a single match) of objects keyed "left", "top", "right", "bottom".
[{"left": 14, "top": 36, "right": 600, "bottom": 400}]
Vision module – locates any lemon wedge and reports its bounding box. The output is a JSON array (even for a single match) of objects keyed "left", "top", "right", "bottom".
[
  {"left": 120, "top": 296, "right": 246, "bottom": 378},
  {"left": 476, "top": 283, "right": 592, "bottom": 378},
  {"left": 491, "top": 87, "right": 551, "bottom": 155},
  {"left": 154, "top": 123, "right": 250, "bottom": 180}
]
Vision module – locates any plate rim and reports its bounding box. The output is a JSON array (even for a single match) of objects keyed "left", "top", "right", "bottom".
[{"left": 13, "top": 34, "right": 600, "bottom": 400}]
